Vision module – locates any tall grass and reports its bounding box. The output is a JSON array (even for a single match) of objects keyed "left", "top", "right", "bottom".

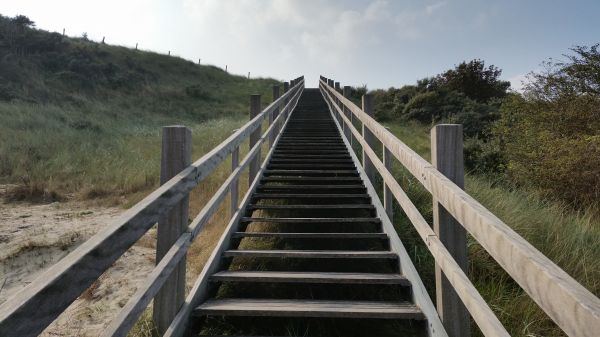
[{"left": 383, "top": 120, "right": 600, "bottom": 337}]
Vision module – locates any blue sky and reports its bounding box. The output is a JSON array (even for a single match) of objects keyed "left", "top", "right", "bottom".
[{"left": 1, "top": 0, "right": 598, "bottom": 90}]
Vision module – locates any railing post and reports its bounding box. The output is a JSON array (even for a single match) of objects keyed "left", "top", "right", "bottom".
[
  {"left": 431, "top": 124, "right": 470, "bottom": 337},
  {"left": 362, "top": 94, "right": 377, "bottom": 185},
  {"left": 283, "top": 82, "right": 290, "bottom": 106},
  {"left": 343, "top": 86, "right": 352, "bottom": 145},
  {"left": 271, "top": 85, "right": 281, "bottom": 148},
  {"left": 154, "top": 126, "right": 191, "bottom": 335},
  {"left": 249, "top": 94, "right": 261, "bottom": 186},
  {"left": 230, "top": 146, "right": 239, "bottom": 217}
]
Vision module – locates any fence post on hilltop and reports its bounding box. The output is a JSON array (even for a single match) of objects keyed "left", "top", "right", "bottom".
[
  {"left": 431, "top": 124, "right": 470, "bottom": 337},
  {"left": 154, "top": 125, "right": 191, "bottom": 335},
  {"left": 362, "top": 94, "right": 377, "bottom": 185},
  {"left": 249, "top": 95, "right": 261, "bottom": 185},
  {"left": 343, "top": 86, "right": 352, "bottom": 145},
  {"left": 231, "top": 146, "right": 239, "bottom": 217},
  {"left": 271, "top": 85, "right": 281, "bottom": 148}
]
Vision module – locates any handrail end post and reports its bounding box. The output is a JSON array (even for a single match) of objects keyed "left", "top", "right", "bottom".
[
  {"left": 154, "top": 125, "right": 192, "bottom": 335},
  {"left": 431, "top": 123, "right": 470, "bottom": 337}
]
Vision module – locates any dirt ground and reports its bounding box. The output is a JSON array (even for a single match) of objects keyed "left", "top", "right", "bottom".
[{"left": 0, "top": 189, "right": 157, "bottom": 336}]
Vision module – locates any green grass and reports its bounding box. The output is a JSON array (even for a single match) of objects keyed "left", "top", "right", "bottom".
[
  {"left": 0, "top": 23, "right": 279, "bottom": 202},
  {"left": 383, "top": 120, "right": 600, "bottom": 337}
]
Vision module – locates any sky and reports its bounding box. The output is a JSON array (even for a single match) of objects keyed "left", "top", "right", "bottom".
[{"left": 1, "top": 0, "right": 599, "bottom": 90}]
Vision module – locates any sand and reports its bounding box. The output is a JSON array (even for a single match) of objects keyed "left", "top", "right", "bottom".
[{"left": 0, "top": 197, "right": 157, "bottom": 336}]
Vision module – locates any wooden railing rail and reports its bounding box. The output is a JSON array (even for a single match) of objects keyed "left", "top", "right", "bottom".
[
  {"left": 319, "top": 76, "right": 600, "bottom": 337},
  {"left": 0, "top": 76, "right": 305, "bottom": 337}
]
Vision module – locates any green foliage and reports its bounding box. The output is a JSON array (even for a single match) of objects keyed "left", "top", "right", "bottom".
[
  {"left": 429, "top": 59, "right": 510, "bottom": 103},
  {"left": 386, "top": 121, "right": 600, "bottom": 337}
]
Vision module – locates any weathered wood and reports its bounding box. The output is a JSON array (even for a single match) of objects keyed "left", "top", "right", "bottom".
[
  {"left": 154, "top": 126, "right": 191, "bottom": 335},
  {"left": 232, "top": 232, "right": 387, "bottom": 239},
  {"left": 230, "top": 146, "right": 239, "bottom": 217},
  {"left": 362, "top": 94, "right": 377, "bottom": 185},
  {"left": 223, "top": 250, "right": 397, "bottom": 259},
  {"left": 431, "top": 124, "right": 470, "bottom": 337},
  {"left": 162, "top": 81, "right": 304, "bottom": 337},
  {"left": 383, "top": 146, "right": 394, "bottom": 219},
  {"left": 343, "top": 86, "right": 352, "bottom": 144},
  {"left": 101, "top": 234, "right": 191, "bottom": 337},
  {"left": 210, "top": 271, "right": 408, "bottom": 285},
  {"left": 320, "top": 78, "right": 600, "bottom": 337},
  {"left": 240, "top": 217, "right": 379, "bottom": 223},
  {"left": 270, "top": 85, "right": 280, "bottom": 148},
  {"left": 0, "top": 78, "right": 304, "bottom": 337},
  {"left": 323, "top": 83, "right": 510, "bottom": 337},
  {"left": 194, "top": 299, "right": 424, "bottom": 320},
  {"left": 249, "top": 94, "right": 261, "bottom": 185}
]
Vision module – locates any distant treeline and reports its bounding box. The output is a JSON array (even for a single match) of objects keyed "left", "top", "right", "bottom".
[{"left": 363, "top": 48, "right": 600, "bottom": 207}]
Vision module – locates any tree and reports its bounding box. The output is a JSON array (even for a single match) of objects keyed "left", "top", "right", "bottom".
[
  {"left": 494, "top": 45, "right": 600, "bottom": 205},
  {"left": 430, "top": 59, "right": 510, "bottom": 103}
]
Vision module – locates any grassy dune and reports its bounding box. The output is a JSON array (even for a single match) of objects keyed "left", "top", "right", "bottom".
[{"left": 384, "top": 121, "right": 600, "bottom": 337}]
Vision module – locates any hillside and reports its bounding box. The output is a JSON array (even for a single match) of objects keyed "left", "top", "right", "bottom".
[{"left": 0, "top": 14, "right": 279, "bottom": 203}]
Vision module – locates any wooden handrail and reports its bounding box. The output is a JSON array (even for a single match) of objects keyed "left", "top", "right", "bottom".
[
  {"left": 319, "top": 77, "right": 600, "bottom": 337},
  {"left": 0, "top": 77, "right": 304, "bottom": 337},
  {"left": 321, "top": 85, "right": 509, "bottom": 337}
]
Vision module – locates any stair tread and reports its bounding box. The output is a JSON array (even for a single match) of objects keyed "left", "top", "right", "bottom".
[
  {"left": 241, "top": 217, "right": 380, "bottom": 223},
  {"left": 232, "top": 232, "right": 387, "bottom": 239},
  {"left": 194, "top": 298, "right": 423, "bottom": 319},
  {"left": 223, "top": 250, "right": 397, "bottom": 259},
  {"left": 248, "top": 204, "right": 374, "bottom": 209},
  {"left": 210, "top": 271, "right": 409, "bottom": 285}
]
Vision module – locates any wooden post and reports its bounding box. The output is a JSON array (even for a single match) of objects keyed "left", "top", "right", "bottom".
[
  {"left": 135, "top": 43, "right": 138, "bottom": 50},
  {"left": 270, "top": 85, "right": 280, "bottom": 148},
  {"left": 168, "top": 51, "right": 170, "bottom": 56},
  {"left": 383, "top": 147, "right": 393, "bottom": 219},
  {"left": 249, "top": 95, "right": 261, "bottom": 185},
  {"left": 101, "top": 36, "right": 105, "bottom": 44},
  {"left": 283, "top": 82, "right": 290, "bottom": 106},
  {"left": 225, "top": 65, "right": 228, "bottom": 72},
  {"left": 431, "top": 124, "right": 470, "bottom": 337},
  {"left": 154, "top": 126, "right": 191, "bottom": 335},
  {"left": 62, "top": 28, "right": 65, "bottom": 36},
  {"left": 198, "top": 58, "right": 201, "bottom": 64},
  {"left": 230, "top": 146, "right": 239, "bottom": 217},
  {"left": 343, "top": 86, "right": 353, "bottom": 145},
  {"left": 248, "top": 72, "right": 250, "bottom": 79},
  {"left": 362, "top": 94, "right": 377, "bottom": 185}
]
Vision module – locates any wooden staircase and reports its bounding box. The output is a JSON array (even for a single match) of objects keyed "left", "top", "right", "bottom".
[{"left": 190, "top": 89, "right": 428, "bottom": 336}]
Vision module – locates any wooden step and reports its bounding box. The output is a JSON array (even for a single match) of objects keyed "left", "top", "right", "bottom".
[
  {"left": 232, "top": 232, "right": 388, "bottom": 239},
  {"left": 263, "top": 170, "right": 358, "bottom": 176},
  {"left": 257, "top": 185, "right": 365, "bottom": 190},
  {"left": 252, "top": 193, "right": 370, "bottom": 199},
  {"left": 223, "top": 250, "right": 397, "bottom": 259},
  {"left": 247, "top": 204, "right": 374, "bottom": 210},
  {"left": 240, "top": 217, "right": 380, "bottom": 224},
  {"left": 261, "top": 177, "right": 362, "bottom": 182},
  {"left": 210, "top": 271, "right": 409, "bottom": 285},
  {"left": 194, "top": 298, "right": 424, "bottom": 319}
]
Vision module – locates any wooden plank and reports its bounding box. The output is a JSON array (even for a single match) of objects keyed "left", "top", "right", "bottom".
[
  {"left": 162, "top": 81, "right": 304, "bottom": 337},
  {"left": 154, "top": 126, "right": 191, "bottom": 334},
  {"left": 101, "top": 234, "right": 191, "bottom": 337},
  {"left": 431, "top": 124, "right": 470, "bottom": 337},
  {"left": 240, "top": 217, "right": 380, "bottom": 223},
  {"left": 383, "top": 146, "right": 394, "bottom": 220},
  {"left": 247, "top": 204, "right": 374, "bottom": 210},
  {"left": 210, "top": 271, "right": 409, "bottom": 285},
  {"left": 252, "top": 193, "right": 370, "bottom": 199},
  {"left": 249, "top": 94, "right": 262, "bottom": 186},
  {"left": 194, "top": 298, "right": 424, "bottom": 320},
  {"left": 270, "top": 85, "right": 280, "bottom": 148},
  {"left": 230, "top": 146, "right": 239, "bottom": 217},
  {"left": 223, "top": 250, "right": 397, "bottom": 259},
  {"left": 231, "top": 232, "right": 387, "bottom": 239},
  {"left": 322, "top": 79, "right": 600, "bottom": 337},
  {"left": 362, "top": 94, "right": 377, "bottom": 184},
  {"left": 323, "top": 86, "right": 508, "bottom": 337}
]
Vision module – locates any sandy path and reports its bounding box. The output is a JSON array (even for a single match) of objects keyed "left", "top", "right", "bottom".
[{"left": 0, "top": 199, "right": 157, "bottom": 336}]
